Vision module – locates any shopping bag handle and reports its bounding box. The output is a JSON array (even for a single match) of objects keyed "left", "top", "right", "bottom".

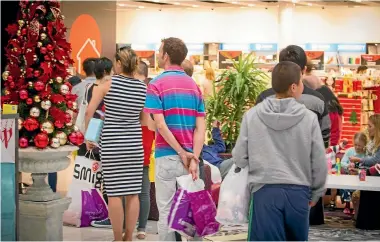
[{"left": 85, "top": 150, "right": 96, "bottom": 160}]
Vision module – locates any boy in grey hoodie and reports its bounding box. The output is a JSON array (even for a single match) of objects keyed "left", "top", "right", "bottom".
[{"left": 233, "top": 61, "right": 327, "bottom": 241}]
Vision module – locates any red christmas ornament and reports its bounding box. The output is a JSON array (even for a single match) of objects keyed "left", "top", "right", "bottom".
[
  {"left": 24, "top": 118, "right": 39, "bottom": 131},
  {"left": 21, "top": 28, "right": 27, "bottom": 36},
  {"left": 44, "top": 55, "right": 51, "bottom": 61},
  {"left": 68, "top": 131, "right": 84, "bottom": 146},
  {"left": 9, "top": 82, "right": 15, "bottom": 89},
  {"left": 34, "top": 70, "right": 40, "bottom": 77},
  {"left": 54, "top": 120, "right": 65, "bottom": 129},
  {"left": 7, "top": 76, "right": 13, "bottom": 82},
  {"left": 34, "top": 81, "right": 45, "bottom": 91},
  {"left": 40, "top": 47, "right": 47, "bottom": 54},
  {"left": 65, "top": 112, "right": 72, "bottom": 123},
  {"left": 64, "top": 82, "right": 72, "bottom": 91},
  {"left": 19, "top": 137, "right": 29, "bottom": 148},
  {"left": 19, "top": 89, "right": 28, "bottom": 100},
  {"left": 67, "top": 100, "right": 73, "bottom": 109},
  {"left": 47, "top": 44, "right": 53, "bottom": 52},
  {"left": 26, "top": 98, "right": 33, "bottom": 105},
  {"left": 34, "top": 133, "right": 49, "bottom": 149}
]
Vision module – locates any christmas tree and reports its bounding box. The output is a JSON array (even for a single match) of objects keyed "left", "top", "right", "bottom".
[
  {"left": 1, "top": 0, "right": 84, "bottom": 149},
  {"left": 349, "top": 110, "right": 358, "bottom": 125}
]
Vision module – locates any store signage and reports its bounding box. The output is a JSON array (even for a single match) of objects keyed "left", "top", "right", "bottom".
[
  {"left": 218, "top": 50, "right": 242, "bottom": 69},
  {"left": 305, "top": 51, "right": 325, "bottom": 70},
  {"left": 337, "top": 44, "right": 366, "bottom": 52},
  {"left": 220, "top": 44, "right": 251, "bottom": 52},
  {"left": 134, "top": 51, "right": 156, "bottom": 68},
  {"left": 361, "top": 55, "right": 380, "bottom": 66},
  {"left": 250, "top": 43, "right": 277, "bottom": 52},
  {"left": 305, "top": 43, "right": 337, "bottom": 52}
]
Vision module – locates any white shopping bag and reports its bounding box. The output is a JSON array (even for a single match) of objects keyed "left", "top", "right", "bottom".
[
  {"left": 63, "top": 152, "right": 104, "bottom": 227},
  {"left": 176, "top": 174, "right": 205, "bottom": 192},
  {"left": 203, "top": 160, "right": 222, "bottom": 184},
  {"left": 216, "top": 164, "right": 250, "bottom": 225}
]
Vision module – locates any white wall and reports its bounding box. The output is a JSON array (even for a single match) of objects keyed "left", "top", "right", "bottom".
[{"left": 116, "top": 6, "right": 380, "bottom": 45}]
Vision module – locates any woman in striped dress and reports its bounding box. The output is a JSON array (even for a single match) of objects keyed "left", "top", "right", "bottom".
[{"left": 85, "top": 47, "right": 146, "bottom": 241}]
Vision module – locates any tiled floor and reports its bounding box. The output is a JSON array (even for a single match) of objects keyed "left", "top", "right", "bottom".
[{"left": 63, "top": 221, "right": 159, "bottom": 241}]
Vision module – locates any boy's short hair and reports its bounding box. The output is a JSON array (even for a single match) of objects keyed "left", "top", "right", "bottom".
[
  {"left": 272, "top": 61, "right": 302, "bottom": 94},
  {"left": 181, "top": 59, "right": 193, "bottom": 77},
  {"left": 136, "top": 61, "right": 149, "bottom": 78},
  {"left": 82, "top": 58, "right": 98, "bottom": 76},
  {"left": 279, "top": 45, "right": 307, "bottom": 71}
]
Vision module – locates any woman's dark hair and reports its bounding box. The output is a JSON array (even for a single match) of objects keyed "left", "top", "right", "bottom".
[
  {"left": 94, "top": 57, "right": 113, "bottom": 79},
  {"left": 279, "top": 45, "right": 307, "bottom": 72},
  {"left": 317, "top": 85, "right": 344, "bottom": 115}
]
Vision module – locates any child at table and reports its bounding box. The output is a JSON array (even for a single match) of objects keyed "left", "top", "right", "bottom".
[{"left": 340, "top": 132, "right": 368, "bottom": 215}]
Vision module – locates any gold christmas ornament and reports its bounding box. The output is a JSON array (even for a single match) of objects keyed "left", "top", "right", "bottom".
[
  {"left": 37, "top": 42, "right": 43, "bottom": 48},
  {"left": 72, "top": 102, "right": 78, "bottom": 110},
  {"left": 33, "top": 95, "right": 41, "bottom": 103},
  {"left": 28, "top": 81, "right": 33, "bottom": 87},
  {"left": 49, "top": 79, "right": 54, "bottom": 84},
  {"left": 56, "top": 76, "right": 63, "bottom": 83},
  {"left": 60, "top": 84, "right": 69, "bottom": 95},
  {"left": 40, "top": 33, "right": 47, "bottom": 40},
  {"left": 4, "top": 90, "right": 10, "bottom": 95},
  {"left": 41, "top": 121, "right": 54, "bottom": 134},
  {"left": 17, "top": 30, "right": 21, "bottom": 36},
  {"left": 2, "top": 71, "right": 9, "bottom": 81},
  {"left": 18, "top": 20, "right": 25, "bottom": 27},
  {"left": 55, "top": 132, "right": 68, "bottom": 145},
  {"left": 41, "top": 100, "right": 52, "bottom": 110},
  {"left": 18, "top": 118, "right": 24, "bottom": 130},
  {"left": 29, "top": 107, "right": 40, "bottom": 118},
  {"left": 50, "top": 137, "right": 61, "bottom": 148}
]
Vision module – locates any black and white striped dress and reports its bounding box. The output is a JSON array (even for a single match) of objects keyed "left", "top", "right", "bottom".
[{"left": 100, "top": 75, "right": 147, "bottom": 197}]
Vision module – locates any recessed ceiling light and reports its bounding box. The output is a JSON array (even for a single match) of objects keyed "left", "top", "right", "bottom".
[
  {"left": 138, "top": 6, "right": 144, "bottom": 9},
  {"left": 192, "top": 4, "right": 199, "bottom": 7},
  {"left": 308, "top": 3, "right": 312, "bottom": 6},
  {"left": 118, "top": 3, "right": 126, "bottom": 7},
  {"left": 173, "top": 2, "right": 180, "bottom": 5},
  {"left": 231, "top": 1, "right": 238, "bottom": 4},
  {"left": 248, "top": 4, "right": 255, "bottom": 7}
]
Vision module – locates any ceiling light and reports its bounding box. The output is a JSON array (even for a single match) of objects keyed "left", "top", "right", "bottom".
[
  {"left": 153, "top": 0, "right": 160, "bottom": 2},
  {"left": 173, "top": 2, "right": 180, "bottom": 5},
  {"left": 308, "top": 3, "right": 312, "bottom": 6},
  {"left": 117, "top": 3, "right": 126, "bottom": 7},
  {"left": 138, "top": 6, "right": 144, "bottom": 9},
  {"left": 355, "top": 0, "right": 362, "bottom": 2},
  {"left": 292, "top": 0, "right": 298, "bottom": 3},
  {"left": 231, "top": 1, "right": 238, "bottom": 4},
  {"left": 248, "top": 4, "right": 255, "bottom": 7},
  {"left": 192, "top": 4, "right": 199, "bottom": 7}
]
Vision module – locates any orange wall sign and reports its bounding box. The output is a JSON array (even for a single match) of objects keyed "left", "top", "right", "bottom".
[{"left": 69, "top": 14, "right": 102, "bottom": 75}]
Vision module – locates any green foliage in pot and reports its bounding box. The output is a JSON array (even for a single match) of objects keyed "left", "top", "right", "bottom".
[{"left": 205, "top": 53, "right": 269, "bottom": 152}]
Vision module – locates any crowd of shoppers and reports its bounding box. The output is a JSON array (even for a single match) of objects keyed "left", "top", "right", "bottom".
[{"left": 57, "top": 39, "right": 380, "bottom": 241}]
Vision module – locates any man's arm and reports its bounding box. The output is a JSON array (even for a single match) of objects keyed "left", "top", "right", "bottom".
[
  {"left": 232, "top": 112, "right": 249, "bottom": 169},
  {"left": 361, "top": 148, "right": 380, "bottom": 167},
  {"left": 193, "top": 116, "right": 206, "bottom": 159}
]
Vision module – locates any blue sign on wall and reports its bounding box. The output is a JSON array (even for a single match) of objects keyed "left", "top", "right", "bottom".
[
  {"left": 305, "top": 43, "right": 338, "bottom": 52},
  {"left": 220, "top": 43, "right": 251, "bottom": 51},
  {"left": 336, "top": 44, "right": 366, "bottom": 52},
  {"left": 250, "top": 43, "right": 277, "bottom": 52}
]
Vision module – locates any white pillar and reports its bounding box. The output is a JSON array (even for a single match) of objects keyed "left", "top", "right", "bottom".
[{"left": 278, "top": 2, "right": 295, "bottom": 50}]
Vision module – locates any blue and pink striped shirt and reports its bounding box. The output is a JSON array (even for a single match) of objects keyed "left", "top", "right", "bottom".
[{"left": 144, "top": 66, "right": 205, "bottom": 158}]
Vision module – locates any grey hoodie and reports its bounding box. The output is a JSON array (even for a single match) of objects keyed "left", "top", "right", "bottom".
[{"left": 232, "top": 97, "right": 327, "bottom": 202}]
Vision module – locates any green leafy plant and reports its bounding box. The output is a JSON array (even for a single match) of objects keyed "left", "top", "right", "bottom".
[{"left": 205, "top": 53, "right": 269, "bottom": 152}]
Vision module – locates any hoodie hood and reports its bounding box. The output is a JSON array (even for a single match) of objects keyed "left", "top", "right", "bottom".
[{"left": 257, "top": 97, "right": 306, "bottom": 131}]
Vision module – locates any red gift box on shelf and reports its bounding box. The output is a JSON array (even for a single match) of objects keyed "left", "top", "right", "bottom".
[{"left": 335, "top": 79, "right": 343, "bottom": 92}]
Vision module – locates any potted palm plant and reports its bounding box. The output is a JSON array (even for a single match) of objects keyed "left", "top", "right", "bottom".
[{"left": 205, "top": 53, "right": 269, "bottom": 152}]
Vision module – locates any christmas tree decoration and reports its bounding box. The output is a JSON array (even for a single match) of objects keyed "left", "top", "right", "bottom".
[
  {"left": 41, "top": 100, "right": 52, "bottom": 110},
  {"left": 50, "top": 137, "right": 61, "bottom": 148},
  {"left": 349, "top": 110, "right": 358, "bottom": 125},
  {"left": 18, "top": 118, "right": 24, "bottom": 130},
  {"left": 40, "top": 121, "right": 54, "bottom": 134},
  {"left": 55, "top": 131, "right": 68, "bottom": 145},
  {"left": 19, "top": 137, "right": 29, "bottom": 148},
  {"left": 1, "top": 0, "right": 82, "bottom": 149},
  {"left": 34, "top": 132, "right": 49, "bottom": 149},
  {"left": 29, "top": 107, "right": 41, "bottom": 118},
  {"left": 68, "top": 131, "right": 84, "bottom": 146}
]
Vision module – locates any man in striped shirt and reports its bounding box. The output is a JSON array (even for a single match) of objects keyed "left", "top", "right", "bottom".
[{"left": 144, "top": 37, "right": 206, "bottom": 241}]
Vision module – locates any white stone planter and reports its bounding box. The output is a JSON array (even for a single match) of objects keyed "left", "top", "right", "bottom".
[{"left": 18, "top": 145, "right": 78, "bottom": 241}]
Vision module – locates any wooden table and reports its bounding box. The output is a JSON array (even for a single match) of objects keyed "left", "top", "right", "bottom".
[{"left": 326, "top": 174, "right": 380, "bottom": 191}]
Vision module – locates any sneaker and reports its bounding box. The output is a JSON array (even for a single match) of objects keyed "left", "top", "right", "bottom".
[
  {"left": 91, "top": 218, "right": 112, "bottom": 229},
  {"left": 343, "top": 208, "right": 351, "bottom": 215}
]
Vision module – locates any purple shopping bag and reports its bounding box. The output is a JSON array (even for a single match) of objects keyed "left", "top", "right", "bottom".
[
  {"left": 188, "top": 190, "right": 220, "bottom": 237},
  {"left": 168, "top": 189, "right": 197, "bottom": 238},
  {"left": 80, "top": 189, "right": 108, "bottom": 227}
]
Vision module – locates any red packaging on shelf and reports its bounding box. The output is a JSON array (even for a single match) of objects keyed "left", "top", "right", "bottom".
[{"left": 335, "top": 79, "right": 343, "bottom": 92}]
